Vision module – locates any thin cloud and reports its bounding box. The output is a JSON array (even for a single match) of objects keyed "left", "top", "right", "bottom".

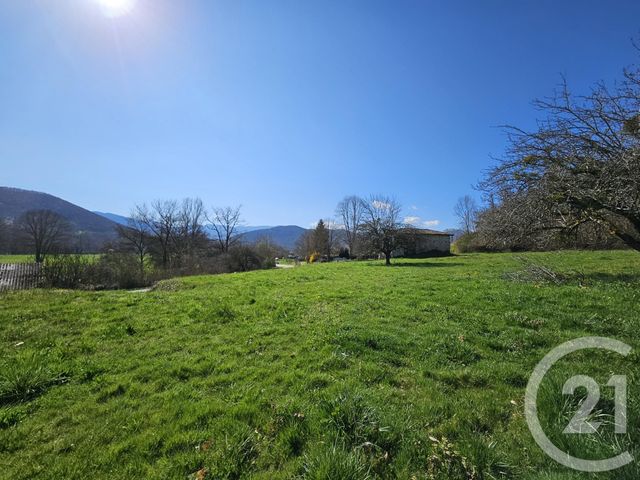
[
  {"left": 404, "top": 216, "right": 421, "bottom": 225},
  {"left": 405, "top": 216, "right": 441, "bottom": 228}
]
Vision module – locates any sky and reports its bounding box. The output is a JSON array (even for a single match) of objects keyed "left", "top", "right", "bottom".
[{"left": 1, "top": 0, "right": 640, "bottom": 229}]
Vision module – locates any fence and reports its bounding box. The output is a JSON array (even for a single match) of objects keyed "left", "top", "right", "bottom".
[{"left": 0, "top": 263, "right": 43, "bottom": 292}]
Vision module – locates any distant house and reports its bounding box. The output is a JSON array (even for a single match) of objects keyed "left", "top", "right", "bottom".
[{"left": 394, "top": 228, "right": 453, "bottom": 257}]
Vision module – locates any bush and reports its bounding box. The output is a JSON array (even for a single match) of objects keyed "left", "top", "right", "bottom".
[
  {"left": 452, "top": 233, "right": 479, "bottom": 253},
  {"left": 91, "top": 252, "right": 147, "bottom": 289},
  {"left": 225, "top": 245, "right": 264, "bottom": 272},
  {"left": 308, "top": 252, "right": 320, "bottom": 263},
  {"left": 42, "top": 253, "right": 148, "bottom": 290},
  {"left": 42, "top": 254, "right": 91, "bottom": 289},
  {"left": 40, "top": 244, "right": 276, "bottom": 290}
]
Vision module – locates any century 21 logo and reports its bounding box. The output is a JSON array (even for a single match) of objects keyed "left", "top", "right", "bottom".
[{"left": 525, "top": 337, "right": 633, "bottom": 472}]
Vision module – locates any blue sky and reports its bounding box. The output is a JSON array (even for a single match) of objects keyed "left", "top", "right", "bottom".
[{"left": 1, "top": 0, "right": 639, "bottom": 228}]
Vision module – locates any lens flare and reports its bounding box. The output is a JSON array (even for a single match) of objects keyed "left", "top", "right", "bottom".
[{"left": 96, "top": 0, "right": 136, "bottom": 18}]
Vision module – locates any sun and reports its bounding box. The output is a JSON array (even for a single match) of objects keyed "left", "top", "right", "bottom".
[{"left": 96, "top": 0, "right": 136, "bottom": 18}]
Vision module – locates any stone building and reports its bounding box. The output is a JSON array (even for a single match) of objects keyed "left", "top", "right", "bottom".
[{"left": 394, "top": 228, "right": 452, "bottom": 257}]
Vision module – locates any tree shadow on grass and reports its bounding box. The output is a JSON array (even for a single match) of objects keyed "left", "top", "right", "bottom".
[
  {"left": 573, "top": 272, "right": 640, "bottom": 284},
  {"left": 368, "top": 262, "right": 465, "bottom": 268}
]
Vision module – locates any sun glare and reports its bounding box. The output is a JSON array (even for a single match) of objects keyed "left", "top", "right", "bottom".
[{"left": 97, "top": 0, "right": 136, "bottom": 18}]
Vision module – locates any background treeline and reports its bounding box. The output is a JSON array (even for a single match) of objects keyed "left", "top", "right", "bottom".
[
  {"left": 0, "top": 199, "right": 284, "bottom": 289},
  {"left": 296, "top": 194, "right": 439, "bottom": 265},
  {"left": 0, "top": 193, "right": 440, "bottom": 290}
]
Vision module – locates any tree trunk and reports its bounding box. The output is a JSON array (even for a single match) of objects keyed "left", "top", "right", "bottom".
[
  {"left": 139, "top": 252, "right": 145, "bottom": 278},
  {"left": 385, "top": 252, "right": 391, "bottom": 266}
]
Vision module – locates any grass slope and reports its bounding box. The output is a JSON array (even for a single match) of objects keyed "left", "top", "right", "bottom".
[{"left": 1, "top": 252, "right": 639, "bottom": 479}]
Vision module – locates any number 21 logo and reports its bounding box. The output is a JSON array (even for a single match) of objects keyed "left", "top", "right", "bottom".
[
  {"left": 525, "top": 337, "right": 633, "bottom": 472},
  {"left": 562, "top": 374, "right": 627, "bottom": 434}
]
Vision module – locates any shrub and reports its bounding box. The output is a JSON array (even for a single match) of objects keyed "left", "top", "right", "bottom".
[
  {"left": 452, "top": 233, "right": 478, "bottom": 253},
  {"left": 91, "top": 252, "right": 147, "bottom": 289},
  {"left": 40, "top": 244, "right": 276, "bottom": 290},
  {"left": 225, "top": 245, "right": 264, "bottom": 272},
  {"left": 42, "top": 254, "right": 91, "bottom": 289},
  {"left": 42, "top": 253, "right": 149, "bottom": 290}
]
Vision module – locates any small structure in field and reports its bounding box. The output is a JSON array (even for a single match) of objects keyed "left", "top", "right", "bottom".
[
  {"left": 394, "top": 228, "right": 452, "bottom": 257},
  {"left": 0, "top": 263, "right": 42, "bottom": 292}
]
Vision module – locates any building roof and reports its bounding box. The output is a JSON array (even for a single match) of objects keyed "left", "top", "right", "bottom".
[{"left": 400, "top": 227, "right": 453, "bottom": 237}]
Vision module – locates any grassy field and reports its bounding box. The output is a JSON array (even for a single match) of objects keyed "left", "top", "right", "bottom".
[
  {"left": 0, "top": 254, "right": 34, "bottom": 264},
  {"left": 1, "top": 252, "right": 639, "bottom": 479},
  {"left": 0, "top": 254, "right": 101, "bottom": 264}
]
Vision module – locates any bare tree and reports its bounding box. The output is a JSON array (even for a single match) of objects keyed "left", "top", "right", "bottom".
[
  {"left": 336, "top": 195, "right": 364, "bottom": 257},
  {"left": 480, "top": 66, "right": 640, "bottom": 252},
  {"left": 116, "top": 215, "right": 151, "bottom": 277},
  {"left": 324, "top": 218, "right": 341, "bottom": 260},
  {"left": 209, "top": 206, "right": 243, "bottom": 253},
  {"left": 177, "top": 198, "right": 207, "bottom": 259},
  {"left": 454, "top": 195, "right": 479, "bottom": 235},
  {"left": 131, "top": 198, "right": 209, "bottom": 269},
  {"left": 254, "top": 236, "right": 286, "bottom": 266},
  {"left": 134, "top": 200, "right": 179, "bottom": 268},
  {"left": 295, "top": 230, "right": 316, "bottom": 259},
  {"left": 361, "top": 195, "right": 403, "bottom": 266},
  {"left": 18, "top": 210, "right": 71, "bottom": 263}
]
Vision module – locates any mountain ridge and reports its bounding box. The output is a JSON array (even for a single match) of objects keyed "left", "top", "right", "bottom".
[
  {"left": 1, "top": 187, "right": 307, "bottom": 251},
  {"left": 0, "top": 186, "right": 119, "bottom": 250},
  {"left": 93, "top": 211, "right": 130, "bottom": 226},
  {"left": 241, "top": 225, "right": 308, "bottom": 250}
]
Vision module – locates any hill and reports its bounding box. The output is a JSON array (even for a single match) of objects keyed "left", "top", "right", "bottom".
[
  {"left": 241, "top": 225, "right": 308, "bottom": 250},
  {"left": 93, "top": 211, "right": 130, "bottom": 226},
  {"left": 0, "top": 187, "right": 118, "bottom": 250},
  {"left": 236, "top": 225, "right": 274, "bottom": 233},
  {"left": 1, "top": 251, "right": 638, "bottom": 477}
]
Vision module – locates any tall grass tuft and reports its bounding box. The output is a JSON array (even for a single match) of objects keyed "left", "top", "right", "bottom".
[
  {"left": 0, "top": 353, "right": 65, "bottom": 406},
  {"left": 208, "top": 429, "right": 258, "bottom": 480},
  {"left": 301, "top": 443, "right": 371, "bottom": 480}
]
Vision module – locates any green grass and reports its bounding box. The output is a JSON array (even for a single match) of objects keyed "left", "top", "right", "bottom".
[
  {"left": 1, "top": 251, "right": 639, "bottom": 479},
  {"left": 0, "top": 254, "right": 100, "bottom": 264},
  {"left": 0, "top": 254, "right": 34, "bottom": 263}
]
